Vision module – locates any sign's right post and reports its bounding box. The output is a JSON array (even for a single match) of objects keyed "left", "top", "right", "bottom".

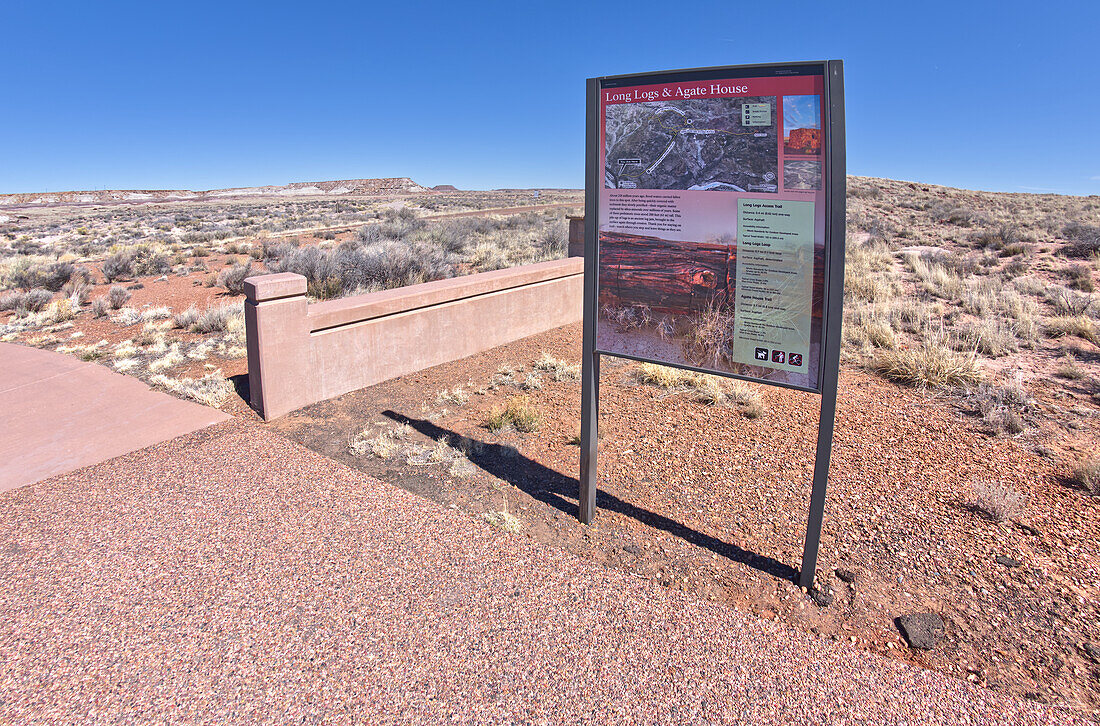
[{"left": 799, "top": 60, "right": 845, "bottom": 590}]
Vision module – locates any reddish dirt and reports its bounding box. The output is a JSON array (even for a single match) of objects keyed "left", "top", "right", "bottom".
[{"left": 268, "top": 322, "right": 1100, "bottom": 715}]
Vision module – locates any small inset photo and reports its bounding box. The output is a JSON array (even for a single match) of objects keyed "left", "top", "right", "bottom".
[
  {"left": 783, "top": 95, "right": 821, "bottom": 156},
  {"left": 783, "top": 159, "right": 821, "bottom": 191}
]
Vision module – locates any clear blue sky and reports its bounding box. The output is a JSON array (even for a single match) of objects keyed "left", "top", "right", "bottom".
[{"left": 3, "top": 0, "right": 1097, "bottom": 195}]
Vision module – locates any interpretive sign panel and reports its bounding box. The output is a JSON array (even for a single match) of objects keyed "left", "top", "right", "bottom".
[
  {"left": 594, "top": 64, "right": 836, "bottom": 392},
  {"left": 579, "top": 61, "right": 846, "bottom": 589}
]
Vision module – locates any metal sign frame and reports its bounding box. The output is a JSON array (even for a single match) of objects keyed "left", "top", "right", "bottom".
[{"left": 579, "top": 60, "right": 846, "bottom": 590}]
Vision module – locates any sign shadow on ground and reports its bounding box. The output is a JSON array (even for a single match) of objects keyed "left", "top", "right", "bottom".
[{"left": 383, "top": 410, "right": 799, "bottom": 584}]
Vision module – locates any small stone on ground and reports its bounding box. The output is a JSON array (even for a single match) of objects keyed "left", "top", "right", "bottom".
[{"left": 897, "top": 612, "right": 946, "bottom": 650}]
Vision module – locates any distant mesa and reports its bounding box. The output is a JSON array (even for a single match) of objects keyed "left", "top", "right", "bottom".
[
  {"left": 432, "top": 184, "right": 459, "bottom": 192},
  {"left": 0, "top": 178, "right": 431, "bottom": 208},
  {"left": 785, "top": 128, "right": 821, "bottom": 154}
]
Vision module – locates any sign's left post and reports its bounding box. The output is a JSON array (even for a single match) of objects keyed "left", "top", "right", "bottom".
[{"left": 578, "top": 77, "right": 602, "bottom": 524}]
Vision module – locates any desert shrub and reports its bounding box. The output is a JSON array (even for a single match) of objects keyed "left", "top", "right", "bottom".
[
  {"left": 0, "top": 291, "right": 22, "bottom": 312},
  {"left": 1070, "top": 459, "right": 1100, "bottom": 495},
  {"left": 102, "top": 251, "right": 133, "bottom": 282},
  {"left": 173, "top": 305, "right": 200, "bottom": 329},
  {"left": 1044, "top": 285, "right": 1094, "bottom": 316},
  {"left": 267, "top": 239, "right": 454, "bottom": 299},
  {"left": 487, "top": 395, "right": 539, "bottom": 432},
  {"left": 970, "top": 382, "right": 1031, "bottom": 434},
  {"left": 190, "top": 302, "right": 244, "bottom": 334},
  {"left": 34, "top": 299, "right": 76, "bottom": 325},
  {"left": 968, "top": 224, "right": 1022, "bottom": 251},
  {"left": 90, "top": 297, "right": 109, "bottom": 318},
  {"left": 107, "top": 285, "right": 131, "bottom": 309},
  {"left": 929, "top": 203, "right": 983, "bottom": 227},
  {"left": 970, "top": 481, "right": 1024, "bottom": 522},
  {"left": 182, "top": 231, "right": 213, "bottom": 244},
  {"left": 847, "top": 184, "right": 881, "bottom": 200},
  {"left": 131, "top": 245, "right": 171, "bottom": 276},
  {"left": 224, "top": 241, "right": 253, "bottom": 255},
  {"left": 870, "top": 330, "right": 982, "bottom": 388},
  {"left": 1061, "top": 222, "right": 1100, "bottom": 258},
  {"left": 215, "top": 262, "right": 252, "bottom": 295},
  {"left": 62, "top": 279, "right": 92, "bottom": 306},
  {"left": 1064, "top": 264, "right": 1095, "bottom": 292},
  {"left": 11, "top": 261, "right": 75, "bottom": 291},
  {"left": 1, "top": 288, "right": 53, "bottom": 313}
]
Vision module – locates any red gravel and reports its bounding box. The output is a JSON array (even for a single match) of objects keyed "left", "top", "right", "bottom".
[{"left": 0, "top": 419, "right": 1084, "bottom": 724}]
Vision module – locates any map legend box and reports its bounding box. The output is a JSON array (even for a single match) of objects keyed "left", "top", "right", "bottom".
[{"left": 741, "top": 103, "right": 771, "bottom": 127}]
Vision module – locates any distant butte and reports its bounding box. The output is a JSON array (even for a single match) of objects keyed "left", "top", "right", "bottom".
[{"left": 0, "top": 178, "right": 432, "bottom": 208}]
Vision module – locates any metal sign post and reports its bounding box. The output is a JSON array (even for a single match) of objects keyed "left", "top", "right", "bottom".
[{"left": 579, "top": 61, "right": 845, "bottom": 591}]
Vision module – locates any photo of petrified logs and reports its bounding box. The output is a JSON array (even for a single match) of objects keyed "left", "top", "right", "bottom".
[
  {"left": 598, "top": 232, "right": 734, "bottom": 315},
  {"left": 599, "top": 231, "right": 825, "bottom": 321}
]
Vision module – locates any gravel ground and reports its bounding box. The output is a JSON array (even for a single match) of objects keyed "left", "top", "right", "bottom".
[
  {"left": 272, "top": 323, "right": 1100, "bottom": 712},
  {"left": 0, "top": 419, "right": 1087, "bottom": 724}
]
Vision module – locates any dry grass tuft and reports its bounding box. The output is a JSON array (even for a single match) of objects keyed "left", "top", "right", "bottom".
[
  {"left": 969, "top": 480, "right": 1024, "bottom": 523},
  {"left": 532, "top": 352, "right": 580, "bottom": 381},
  {"left": 436, "top": 386, "right": 469, "bottom": 405},
  {"left": 484, "top": 509, "right": 523, "bottom": 533},
  {"left": 1044, "top": 315, "right": 1099, "bottom": 345},
  {"left": 870, "top": 331, "right": 982, "bottom": 388},
  {"left": 487, "top": 395, "right": 540, "bottom": 433},
  {"left": 149, "top": 371, "right": 234, "bottom": 408}
]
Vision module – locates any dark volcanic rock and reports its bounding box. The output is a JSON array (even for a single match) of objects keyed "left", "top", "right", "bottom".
[
  {"left": 810, "top": 584, "right": 834, "bottom": 607},
  {"left": 896, "top": 613, "right": 945, "bottom": 650},
  {"left": 995, "top": 554, "right": 1021, "bottom": 568},
  {"left": 835, "top": 568, "right": 857, "bottom": 583}
]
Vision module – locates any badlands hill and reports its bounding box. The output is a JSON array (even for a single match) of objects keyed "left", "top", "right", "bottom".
[{"left": 0, "top": 178, "right": 431, "bottom": 208}]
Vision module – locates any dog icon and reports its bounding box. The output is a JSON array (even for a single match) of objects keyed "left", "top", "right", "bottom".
[{"left": 755, "top": 347, "right": 769, "bottom": 361}]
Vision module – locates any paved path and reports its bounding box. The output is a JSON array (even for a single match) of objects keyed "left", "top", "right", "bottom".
[
  {"left": 0, "top": 419, "right": 1086, "bottom": 724},
  {"left": 0, "top": 342, "right": 228, "bottom": 492}
]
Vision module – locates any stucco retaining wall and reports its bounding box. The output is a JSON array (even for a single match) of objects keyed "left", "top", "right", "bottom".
[{"left": 244, "top": 257, "right": 584, "bottom": 420}]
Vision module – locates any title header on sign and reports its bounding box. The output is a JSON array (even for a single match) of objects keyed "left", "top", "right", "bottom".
[
  {"left": 601, "top": 75, "right": 823, "bottom": 105},
  {"left": 605, "top": 83, "right": 749, "bottom": 103}
]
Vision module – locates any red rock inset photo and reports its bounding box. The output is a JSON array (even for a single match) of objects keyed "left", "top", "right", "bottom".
[{"left": 782, "top": 95, "right": 822, "bottom": 156}]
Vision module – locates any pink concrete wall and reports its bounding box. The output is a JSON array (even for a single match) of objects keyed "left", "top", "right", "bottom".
[{"left": 244, "top": 257, "right": 584, "bottom": 420}]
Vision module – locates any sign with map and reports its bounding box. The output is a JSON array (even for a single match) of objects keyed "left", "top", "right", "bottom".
[{"left": 594, "top": 65, "right": 834, "bottom": 392}]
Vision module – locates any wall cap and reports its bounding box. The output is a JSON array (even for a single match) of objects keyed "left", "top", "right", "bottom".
[{"left": 244, "top": 273, "right": 307, "bottom": 302}]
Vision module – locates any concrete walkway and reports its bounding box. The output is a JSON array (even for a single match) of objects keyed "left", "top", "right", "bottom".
[
  {"left": 0, "top": 419, "right": 1084, "bottom": 725},
  {"left": 0, "top": 342, "right": 228, "bottom": 492}
]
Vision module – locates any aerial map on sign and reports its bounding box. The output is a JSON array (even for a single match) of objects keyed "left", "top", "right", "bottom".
[{"left": 604, "top": 97, "right": 778, "bottom": 192}]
